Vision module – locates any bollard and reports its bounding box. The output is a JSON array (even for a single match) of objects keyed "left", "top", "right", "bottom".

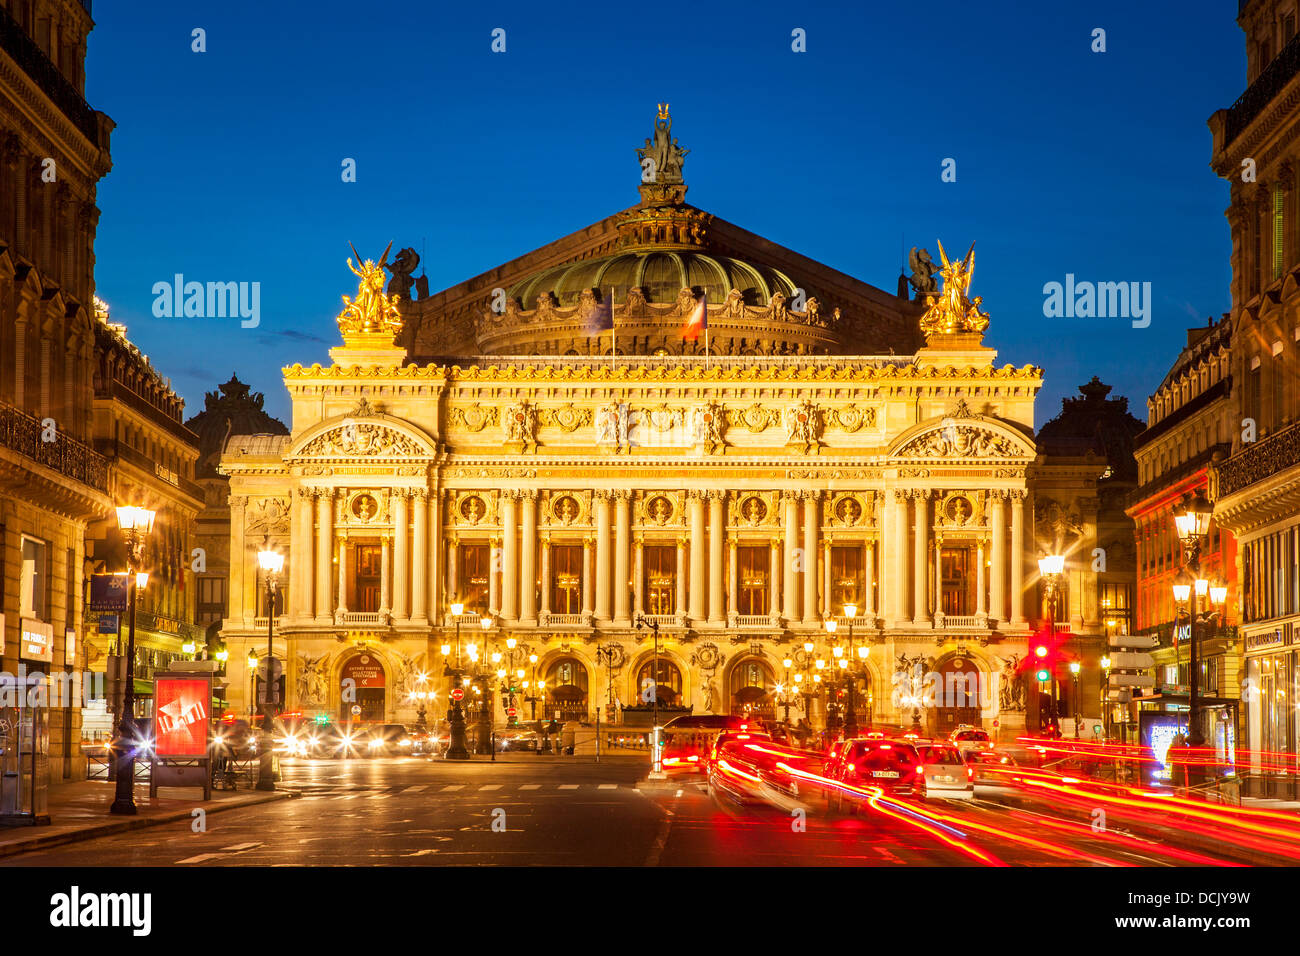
[{"left": 491, "top": 731, "right": 496, "bottom": 762}]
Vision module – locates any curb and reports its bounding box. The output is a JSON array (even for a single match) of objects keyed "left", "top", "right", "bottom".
[{"left": 0, "top": 789, "right": 298, "bottom": 860}]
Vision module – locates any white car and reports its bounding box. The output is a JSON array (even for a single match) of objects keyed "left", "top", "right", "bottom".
[
  {"left": 949, "top": 727, "right": 994, "bottom": 756},
  {"left": 913, "top": 741, "right": 975, "bottom": 799}
]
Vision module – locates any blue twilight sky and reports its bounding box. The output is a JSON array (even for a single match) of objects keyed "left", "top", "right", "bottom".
[{"left": 86, "top": 1, "right": 1242, "bottom": 428}]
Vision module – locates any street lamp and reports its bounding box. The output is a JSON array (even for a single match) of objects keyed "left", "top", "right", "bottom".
[
  {"left": 636, "top": 613, "right": 664, "bottom": 777},
  {"left": 1173, "top": 491, "right": 1213, "bottom": 755},
  {"left": 1068, "top": 660, "right": 1082, "bottom": 739},
  {"left": 1038, "top": 552, "right": 1065, "bottom": 736},
  {"left": 254, "top": 545, "right": 284, "bottom": 792},
  {"left": 842, "top": 602, "right": 862, "bottom": 735},
  {"left": 109, "top": 505, "right": 155, "bottom": 816},
  {"left": 474, "top": 616, "right": 496, "bottom": 755},
  {"left": 443, "top": 602, "right": 470, "bottom": 760}
]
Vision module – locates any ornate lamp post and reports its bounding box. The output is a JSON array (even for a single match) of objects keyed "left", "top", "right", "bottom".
[
  {"left": 525, "top": 652, "right": 540, "bottom": 722},
  {"left": 1038, "top": 552, "right": 1065, "bottom": 735},
  {"left": 1173, "top": 492, "right": 1213, "bottom": 758},
  {"left": 1068, "top": 660, "right": 1082, "bottom": 739},
  {"left": 474, "top": 616, "right": 495, "bottom": 755},
  {"left": 842, "top": 602, "right": 863, "bottom": 736},
  {"left": 109, "top": 505, "right": 154, "bottom": 816},
  {"left": 442, "top": 602, "right": 470, "bottom": 760},
  {"left": 779, "top": 657, "right": 794, "bottom": 726},
  {"left": 255, "top": 545, "right": 284, "bottom": 791},
  {"left": 635, "top": 613, "right": 664, "bottom": 774},
  {"left": 1099, "top": 656, "right": 1111, "bottom": 742}
]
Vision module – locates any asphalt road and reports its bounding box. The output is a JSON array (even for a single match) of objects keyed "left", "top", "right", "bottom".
[{"left": 0, "top": 756, "right": 1260, "bottom": 867}]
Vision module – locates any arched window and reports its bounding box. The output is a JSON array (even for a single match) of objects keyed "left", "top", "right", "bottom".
[
  {"left": 636, "top": 659, "right": 682, "bottom": 705},
  {"left": 728, "top": 659, "right": 774, "bottom": 718},
  {"left": 543, "top": 657, "right": 589, "bottom": 722}
]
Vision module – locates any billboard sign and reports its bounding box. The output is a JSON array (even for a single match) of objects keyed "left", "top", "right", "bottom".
[
  {"left": 20, "top": 619, "right": 53, "bottom": 663},
  {"left": 89, "top": 573, "right": 130, "bottom": 612},
  {"left": 154, "top": 676, "right": 211, "bottom": 758}
]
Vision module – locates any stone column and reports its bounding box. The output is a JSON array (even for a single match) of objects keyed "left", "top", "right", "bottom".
[
  {"left": 689, "top": 492, "right": 707, "bottom": 623},
  {"left": 1010, "top": 491, "right": 1027, "bottom": 626},
  {"left": 316, "top": 490, "right": 333, "bottom": 621},
  {"left": 727, "top": 535, "right": 738, "bottom": 622},
  {"left": 892, "top": 490, "right": 909, "bottom": 626},
  {"left": 709, "top": 492, "right": 726, "bottom": 624},
  {"left": 379, "top": 533, "right": 391, "bottom": 617},
  {"left": 614, "top": 492, "right": 631, "bottom": 624},
  {"left": 539, "top": 537, "right": 552, "bottom": 620},
  {"left": 990, "top": 492, "right": 1007, "bottom": 624},
  {"left": 520, "top": 491, "right": 538, "bottom": 624},
  {"left": 288, "top": 489, "right": 310, "bottom": 620},
  {"left": 595, "top": 492, "right": 612, "bottom": 621},
  {"left": 337, "top": 538, "right": 347, "bottom": 616},
  {"left": 863, "top": 537, "right": 875, "bottom": 618},
  {"left": 783, "top": 493, "right": 799, "bottom": 624},
  {"left": 912, "top": 491, "right": 929, "bottom": 627},
  {"left": 392, "top": 491, "right": 409, "bottom": 622},
  {"left": 769, "top": 540, "right": 781, "bottom": 620},
  {"left": 229, "top": 496, "right": 247, "bottom": 624},
  {"left": 447, "top": 535, "right": 459, "bottom": 613},
  {"left": 488, "top": 539, "right": 500, "bottom": 614},
  {"left": 429, "top": 491, "right": 443, "bottom": 618},
  {"left": 675, "top": 536, "right": 688, "bottom": 619},
  {"left": 582, "top": 536, "right": 594, "bottom": 619},
  {"left": 411, "top": 491, "right": 428, "bottom": 624},
  {"left": 934, "top": 536, "right": 943, "bottom": 623},
  {"left": 634, "top": 537, "right": 645, "bottom": 618},
  {"left": 501, "top": 492, "right": 519, "bottom": 621},
  {"left": 803, "top": 493, "right": 820, "bottom": 625},
  {"left": 976, "top": 537, "right": 987, "bottom": 621}
]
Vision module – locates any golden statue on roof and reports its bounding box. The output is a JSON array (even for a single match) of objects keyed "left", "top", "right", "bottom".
[
  {"left": 919, "top": 240, "right": 990, "bottom": 336},
  {"left": 337, "top": 241, "right": 404, "bottom": 336}
]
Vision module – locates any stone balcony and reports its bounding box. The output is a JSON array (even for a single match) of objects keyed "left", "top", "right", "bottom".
[{"left": 1212, "top": 419, "right": 1300, "bottom": 500}]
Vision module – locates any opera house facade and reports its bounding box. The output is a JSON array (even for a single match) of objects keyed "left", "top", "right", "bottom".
[{"left": 218, "top": 110, "right": 1053, "bottom": 741}]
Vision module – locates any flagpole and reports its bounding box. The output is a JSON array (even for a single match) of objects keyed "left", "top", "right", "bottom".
[{"left": 610, "top": 286, "right": 615, "bottom": 372}]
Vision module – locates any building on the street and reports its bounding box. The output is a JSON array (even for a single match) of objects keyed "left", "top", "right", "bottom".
[
  {"left": 184, "top": 374, "right": 289, "bottom": 638},
  {"left": 80, "top": 307, "right": 205, "bottom": 740},
  {"left": 1126, "top": 315, "right": 1239, "bottom": 733},
  {"left": 0, "top": 0, "right": 113, "bottom": 783},
  {"left": 1032, "top": 378, "right": 1144, "bottom": 737},
  {"left": 219, "top": 108, "right": 1052, "bottom": 742},
  {"left": 1207, "top": 0, "right": 1300, "bottom": 797}
]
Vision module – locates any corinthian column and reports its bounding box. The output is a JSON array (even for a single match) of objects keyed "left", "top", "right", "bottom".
[
  {"left": 727, "top": 535, "right": 738, "bottom": 624},
  {"left": 689, "top": 492, "right": 707, "bottom": 623},
  {"left": 520, "top": 490, "right": 538, "bottom": 624},
  {"left": 539, "top": 537, "right": 552, "bottom": 620},
  {"left": 803, "top": 492, "right": 820, "bottom": 625},
  {"left": 783, "top": 492, "right": 799, "bottom": 624},
  {"left": 676, "top": 536, "right": 688, "bottom": 620},
  {"left": 892, "top": 490, "right": 908, "bottom": 626},
  {"left": 863, "top": 536, "right": 875, "bottom": 618},
  {"left": 229, "top": 496, "right": 247, "bottom": 624},
  {"left": 990, "top": 492, "right": 1007, "bottom": 624},
  {"left": 289, "top": 489, "right": 310, "bottom": 620},
  {"left": 316, "top": 490, "right": 334, "bottom": 622},
  {"left": 634, "top": 537, "right": 645, "bottom": 619},
  {"left": 595, "top": 492, "right": 612, "bottom": 621},
  {"left": 614, "top": 491, "right": 632, "bottom": 624},
  {"left": 411, "top": 491, "right": 428, "bottom": 624},
  {"left": 709, "top": 491, "right": 726, "bottom": 625},
  {"left": 1010, "top": 491, "right": 1027, "bottom": 626},
  {"left": 912, "top": 491, "right": 930, "bottom": 627},
  {"left": 769, "top": 540, "right": 781, "bottom": 620},
  {"left": 976, "top": 536, "right": 987, "bottom": 622},
  {"left": 392, "top": 491, "right": 409, "bottom": 622},
  {"left": 379, "top": 533, "right": 391, "bottom": 618},
  {"left": 501, "top": 492, "right": 519, "bottom": 621}
]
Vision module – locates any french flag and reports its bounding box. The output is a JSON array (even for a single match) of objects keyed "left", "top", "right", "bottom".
[{"left": 681, "top": 292, "right": 707, "bottom": 342}]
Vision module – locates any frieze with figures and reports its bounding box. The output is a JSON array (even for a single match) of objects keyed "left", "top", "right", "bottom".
[{"left": 298, "top": 421, "right": 426, "bottom": 459}]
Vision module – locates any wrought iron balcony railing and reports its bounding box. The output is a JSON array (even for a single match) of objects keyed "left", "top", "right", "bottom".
[
  {"left": 1226, "top": 29, "right": 1300, "bottom": 143},
  {"left": 0, "top": 401, "right": 108, "bottom": 491},
  {"left": 1212, "top": 419, "right": 1300, "bottom": 498},
  {"left": 0, "top": 6, "right": 99, "bottom": 143}
]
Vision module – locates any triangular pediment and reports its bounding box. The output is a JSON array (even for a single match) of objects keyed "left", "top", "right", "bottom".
[
  {"left": 889, "top": 407, "right": 1036, "bottom": 461},
  {"left": 287, "top": 413, "right": 436, "bottom": 461}
]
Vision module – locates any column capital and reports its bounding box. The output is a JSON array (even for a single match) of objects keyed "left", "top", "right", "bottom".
[
  {"left": 707, "top": 489, "right": 728, "bottom": 502},
  {"left": 593, "top": 489, "right": 615, "bottom": 502},
  {"left": 229, "top": 494, "right": 247, "bottom": 509},
  {"left": 686, "top": 489, "right": 709, "bottom": 502}
]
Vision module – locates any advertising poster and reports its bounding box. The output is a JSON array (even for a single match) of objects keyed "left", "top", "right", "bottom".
[
  {"left": 154, "top": 676, "right": 211, "bottom": 758},
  {"left": 89, "top": 573, "right": 130, "bottom": 612}
]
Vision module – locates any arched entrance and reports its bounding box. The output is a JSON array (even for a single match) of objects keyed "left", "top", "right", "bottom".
[
  {"left": 931, "top": 654, "right": 984, "bottom": 736},
  {"left": 635, "top": 658, "right": 682, "bottom": 706},
  {"left": 728, "top": 658, "right": 775, "bottom": 719},
  {"left": 340, "top": 652, "right": 386, "bottom": 722},
  {"left": 544, "top": 657, "right": 589, "bottom": 722}
]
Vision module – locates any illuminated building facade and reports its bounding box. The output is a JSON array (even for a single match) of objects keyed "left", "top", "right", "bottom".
[{"left": 219, "top": 111, "right": 1052, "bottom": 741}]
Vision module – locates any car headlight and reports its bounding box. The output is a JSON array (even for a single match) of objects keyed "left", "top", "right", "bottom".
[{"left": 399, "top": 739, "right": 412, "bottom": 747}]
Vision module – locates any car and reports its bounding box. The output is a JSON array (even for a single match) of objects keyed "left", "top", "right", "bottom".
[
  {"left": 830, "top": 738, "right": 923, "bottom": 808},
  {"left": 950, "top": 727, "right": 994, "bottom": 755},
  {"left": 660, "top": 715, "right": 764, "bottom": 773},
  {"left": 913, "top": 741, "right": 975, "bottom": 799},
  {"left": 362, "top": 724, "right": 414, "bottom": 757},
  {"left": 213, "top": 718, "right": 257, "bottom": 759},
  {"left": 704, "top": 729, "right": 772, "bottom": 775},
  {"left": 964, "top": 748, "right": 1019, "bottom": 785},
  {"left": 494, "top": 729, "right": 539, "bottom": 752}
]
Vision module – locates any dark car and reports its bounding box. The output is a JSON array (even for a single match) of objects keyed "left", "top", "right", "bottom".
[
  {"left": 830, "top": 739, "right": 922, "bottom": 809},
  {"left": 964, "top": 748, "right": 1018, "bottom": 785},
  {"left": 213, "top": 719, "right": 256, "bottom": 759}
]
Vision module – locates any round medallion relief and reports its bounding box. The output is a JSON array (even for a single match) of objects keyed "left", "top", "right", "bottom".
[{"left": 351, "top": 494, "right": 378, "bottom": 522}]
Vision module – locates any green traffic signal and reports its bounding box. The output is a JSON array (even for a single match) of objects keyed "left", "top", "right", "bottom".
[{"left": 1035, "top": 668, "right": 1050, "bottom": 682}]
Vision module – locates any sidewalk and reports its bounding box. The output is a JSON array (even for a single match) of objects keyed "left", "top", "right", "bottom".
[{"left": 0, "top": 778, "right": 295, "bottom": 860}]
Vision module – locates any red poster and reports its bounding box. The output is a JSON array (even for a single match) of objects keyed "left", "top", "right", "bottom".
[
  {"left": 154, "top": 677, "right": 210, "bottom": 757},
  {"left": 342, "top": 655, "right": 385, "bottom": 689}
]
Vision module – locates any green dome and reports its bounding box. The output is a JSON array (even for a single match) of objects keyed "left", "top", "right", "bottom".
[{"left": 508, "top": 250, "right": 810, "bottom": 310}]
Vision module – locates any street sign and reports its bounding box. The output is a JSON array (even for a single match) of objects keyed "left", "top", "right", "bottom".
[
  {"left": 256, "top": 658, "right": 283, "bottom": 682},
  {"left": 506, "top": 707, "right": 517, "bottom": 717},
  {"left": 89, "top": 573, "right": 129, "bottom": 612},
  {"left": 1109, "top": 673, "right": 1155, "bottom": 688},
  {"left": 451, "top": 688, "right": 464, "bottom": 701},
  {"left": 1108, "top": 651, "right": 1155, "bottom": 670},
  {"left": 350, "top": 704, "right": 362, "bottom": 715}
]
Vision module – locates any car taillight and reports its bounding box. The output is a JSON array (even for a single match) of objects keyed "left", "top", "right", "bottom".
[
  {"left": 687, "top": 755, "right": 699, "bottom": 762},
  {"left": 915, "top": 765, "right": 925, "bottom": 776},
  {"left": 967, "top": 766, "right": 974, "bottom": 780}
]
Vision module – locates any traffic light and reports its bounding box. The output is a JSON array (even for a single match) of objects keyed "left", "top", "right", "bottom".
[
  {"left": 1033, "top": 643, "right": 1052, "bottom": 682},
  {"left": 1035, "top": 667, "right": 1051, "bottom": 682}
]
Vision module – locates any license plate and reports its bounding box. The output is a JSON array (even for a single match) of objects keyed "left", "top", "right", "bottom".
[
  {"left": 872, "top": 770, "right": 900, "bottom": 778},
  {"left": 937, "top": 776, "right": 955, "bottom": 783}
]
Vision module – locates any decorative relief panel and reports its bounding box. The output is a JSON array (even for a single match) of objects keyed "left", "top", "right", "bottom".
[
  {"left": 642, "top": 493, "right": 679, "bottom": 526},
  {"left": 448, "top": 406, "right": 498, "bottom": 432},
  {"left": 783, "top": 400, "right": 823, "bottom": 453},
  {"left": 547, "top": 492, "right": 589, "bottom": 527},
  {"left": 828, "top": 404, "right": 876, "bottom": 432},
  {"left": 300, "top": 422, "right": 424, "bottom": 458},
  {"left": 245, "top": 497, "right": 290, "bottom": 535},
  {"left": 502, "top": 401, "right": 539, "bottom": 453},
  {"left": 731, "top": 492, "right": 776, "bottom": 528},
  {"left": 727, "top": 403, "right": 780, "bottom": 434},
  {"left": 688, "top": 402, "right": 727, "bottom": 454},
  {"left": 538, "top": 403, "right": 592, "bottom": 433}
]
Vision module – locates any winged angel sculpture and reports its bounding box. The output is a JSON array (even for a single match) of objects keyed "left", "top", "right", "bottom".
[
  {"left": 918, "top": 240, "right": 991, "bottom": 336},
  {"left": 337, "top": 241, "right": 404, "bottom": 336}
]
